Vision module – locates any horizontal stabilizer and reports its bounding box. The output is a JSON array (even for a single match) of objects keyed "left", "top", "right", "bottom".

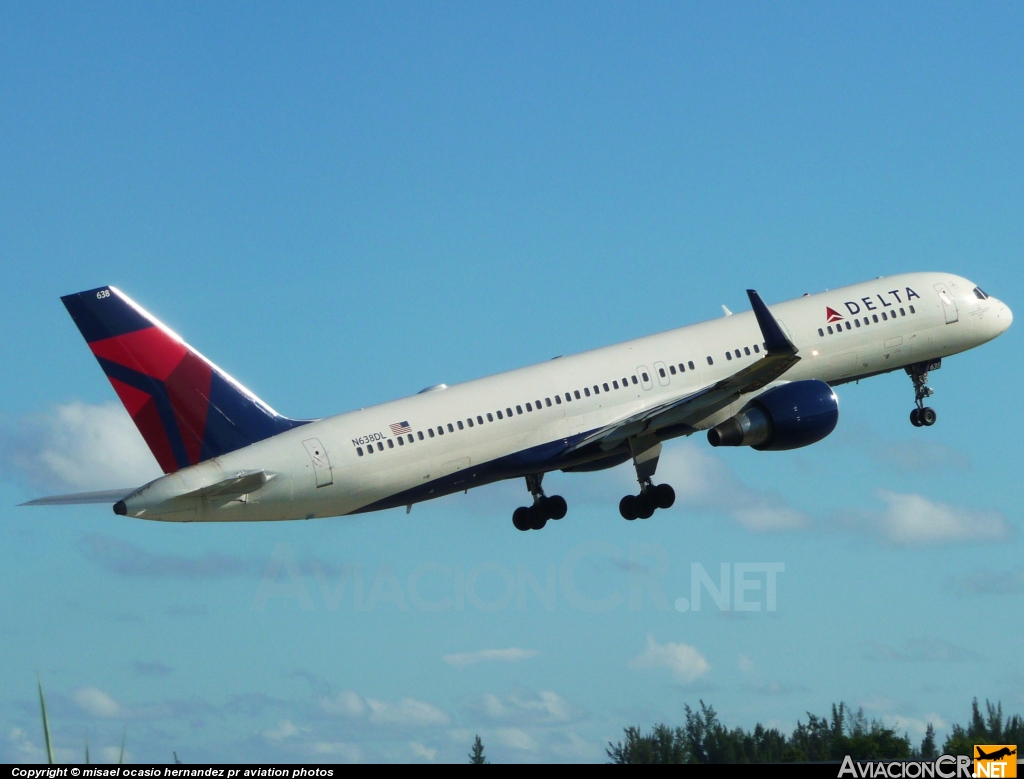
[{"left": 20, "top": 488, "right": 137, "bottom": 506}]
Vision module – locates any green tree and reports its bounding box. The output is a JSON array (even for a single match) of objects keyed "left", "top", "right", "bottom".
[
  {"left": 944, "top": 699, "right": 1024, "bottom": 756},
  {"left": 469, "top": 734, "right": 488, "bottom": 764},
  {"left": 920, "top": 723, "right": 938, "bottom": 760}
]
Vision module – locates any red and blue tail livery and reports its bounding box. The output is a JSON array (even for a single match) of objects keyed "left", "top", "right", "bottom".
[{"left": 61, "top": 286, "right": 307, "bottom": 474}]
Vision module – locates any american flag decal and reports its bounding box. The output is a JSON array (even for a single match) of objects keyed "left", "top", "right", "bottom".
[{"left": 389, "top": 421, "right": 412, "bottom": 436}]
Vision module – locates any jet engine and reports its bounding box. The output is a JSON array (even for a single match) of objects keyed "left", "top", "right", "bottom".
[{"left": 707, "top": 380, "right": 838, "bottom": 451}]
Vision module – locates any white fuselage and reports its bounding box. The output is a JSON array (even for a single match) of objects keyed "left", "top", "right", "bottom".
[{"left": 121, "top": 272, "right": 1011, "bottom": 522}]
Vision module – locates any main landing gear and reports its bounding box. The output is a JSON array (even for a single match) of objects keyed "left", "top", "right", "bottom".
[
  {"left": 907, "top": 360, "right": 939, "bottom": 427},
  {"left": 618, "top": 436, "right": 675, "bottom": 521},
  {"left": 512, "top": 473, "right": 567, "bottom": 531}
]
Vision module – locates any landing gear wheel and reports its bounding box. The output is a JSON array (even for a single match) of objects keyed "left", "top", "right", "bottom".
[
  {"left": 512, "top": 506, "right": 531, "bottom": 532},
  {"left": 920, "top": 407, "right": 937, "bottom": 426},
  {"left": 636, "top": 494, "right": 656, "bottom": 520},
  {"left": 910, "top": 408, "right": 922, "bottom": 427},
  {"left": 654, "top": 483, "right": 675, "bottom": 510},
  {"left": 547, "top": 495, "right": 567, "bottom": 520},
  {"left": 619, "top": 495, "right": 639, "bottom": 521},
  {"left": 528, "top": 505, "right": 547, "bottom": 530}
]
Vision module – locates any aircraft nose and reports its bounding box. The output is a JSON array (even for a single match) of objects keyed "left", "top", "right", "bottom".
[{"left": 999, "top": 301, "right": 1013, "bottom": 332}]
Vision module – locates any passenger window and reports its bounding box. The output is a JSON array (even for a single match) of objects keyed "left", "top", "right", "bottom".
[
  {"left": 641, "top": 372, "right": 649, "bottom": 382},
  {"left": 467, "top": 418, "right": 473, "bottom": 427},
  {"left": 846, "top": 322, "right": 852, "bottom": 330},
  {"left": 487, "top": 412, "right": 494, "bottom": 421},
  {"left": 872, "top": 314, "right": 879, "bottom": 323},
  {"left": 496, "top": 410, "right": 503, "bottom": 419},
  {"left": 613, "top": 380, "right": 620, "bottom": 388},
  {"left": 735, "top": 350, "right": 741, "bottom": 358},
  {"left": 536, "top": 399, "right": 542, "bottom": 408},
  {"left": 603, "top": 383, "right": 610, "bottom": 391},
  {"left": 507, "top": 407, "right": 513, "bottom": 417},
  {"left": 526, "top": 402, "right": 533, "bottom": 411},
  {"left": 387, "top": 439, "right": 394, "bottom": 449},
  {"left": 477, "top": 416, "right": 483, "bottom": 425},
  {"left": 428, "top": 429, "right": 435, "bottom": 438},
  {"left": 545, "top": 398, "right": 552, "bottom": 407},
  {"left": 516, "top": 405, "right": 523, "bottom": 414},
  {"left": 565, "top": 393, "right": 571, "bottom": 402},
  {"left": 408, "top": 434, "right": 414, "bottom": 443},
  {"left": 744, "top": 347, "right": 751, "bottom": 356},
  {"left": 584, "top": 388, "right": 590, "bottom": 397},
  {"left": 828, "top": 326, "right": 833, "bottom": 334},
  {"left": 726, "top": 352, "right": 733, "bottom": 360},
  {"left": 909, "top": 305, "right": 915, "bottom": 314},
  {"left": 678, "top": 363, "right": 685, "bottom": 373},
  {"left": 818, "top": 328, "right": 824, "bottom": 336},
  {"left": 669, "top": 365, "right": 677, "bottom": 375},
  {"left": 366, "top": 445, "right": 373, "bottom": 454},
  {"left": 863, "top": 317, "right": 869, "bottom": 325},
  {"left": 593, "top": 385, "right": 599, "bottom": 395},
  {"left": 417, "top": 431, "right": 424, "bottom": 440},
  {"left": 447, "top": 423, "right": 454, "bottom": 433},
  {"left": 377, "top": 442, "right": 384, "bottom": 451},
  {"left": 398, "top": 437, "right": 404, "bottom": 446},
  {"left": 900, "top": 307, "right": 905, "bottom": 316},
  {"left": 555, "top": 396, "right": 562, "bottom": 405},
  {"left": 357, "top": 447, "right": 363, "bottom": 456},
  {"left": 707, "top": 356, "right": 713, "bottom": 365},
  {"left": 751, "top": 347, "right": 758, "bottom": 355},
  {"left": 457, "top": 420, "right": 464, "bottom": 430},
  {"left": 658, "top": 368, "right": 666, "bottom": 378},
  {"left": 574, "top": 390, "right": 581, "bottom": 399},
  {"left": 881, "top": 311, "right": 887, "bottom": 321},
  {"left": 688, "top": 361, "right": 695, "bottom": 369},
  {"left": 855, "top": 319, "right": 861, "bottom": 328}
]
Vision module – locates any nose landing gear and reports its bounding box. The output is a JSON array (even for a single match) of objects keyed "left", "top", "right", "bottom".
[
  {"left": 907, "top": 360, "right": 939, "bottom": 427},
  {"left": 512, "top": 473, "right": 567, "bottom": 531}
]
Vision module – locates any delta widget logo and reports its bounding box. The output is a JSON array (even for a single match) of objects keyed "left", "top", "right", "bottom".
[
  {"left": 974, "top": 745, "right": 1017, "bottom": 778},
  {"left": 826, "top": 307, "right": 844, "bottom": 323}
]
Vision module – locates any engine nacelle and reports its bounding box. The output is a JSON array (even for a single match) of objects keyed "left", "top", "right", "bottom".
[{"left": 707, "top": 379, "right": 839, "bottom": 451}]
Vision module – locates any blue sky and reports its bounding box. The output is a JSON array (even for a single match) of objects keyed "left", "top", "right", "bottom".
[{"left": 1, "top": 1, "right": 1022, "bottom": 764}]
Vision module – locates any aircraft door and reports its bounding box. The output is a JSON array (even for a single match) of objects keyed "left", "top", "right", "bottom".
[
  {"left": 653, "top": 361, "right": 670, "bottom": 387},
  {"left": 302, "top": 438, "right": 334, "bottom": 487},
  {"left": 934, "top": 283, "right": 959, "bottom": 324},
  {"left": 638, "top": 366, "right": 653, "bottom": 391}
]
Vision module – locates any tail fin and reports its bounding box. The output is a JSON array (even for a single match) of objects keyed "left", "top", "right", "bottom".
[{"left": 61, "top": 286, "right": 307, "bottom": 474}]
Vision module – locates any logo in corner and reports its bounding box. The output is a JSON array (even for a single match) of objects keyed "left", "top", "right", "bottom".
[
  {"left": 826, "top": 306, "right": 844, "bottom": 323},
  {"left": 975, "top": 745, "right": 1017, "bottom": 778}
]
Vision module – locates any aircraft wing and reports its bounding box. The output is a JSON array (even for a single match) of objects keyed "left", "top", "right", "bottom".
[
  {"left": 568, "top": 289, "right": 801, "bottom": 452},
  {"left": 20, "top": 488, "right": 137, "bottom": 506}
]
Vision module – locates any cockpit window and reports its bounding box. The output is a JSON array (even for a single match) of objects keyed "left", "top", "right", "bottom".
[{"left": 974, "top": 287, "right": 989, "bottom": 300}]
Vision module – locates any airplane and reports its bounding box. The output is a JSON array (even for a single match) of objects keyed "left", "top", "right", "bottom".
[
  {"left": 976, "top": 747, "right": 1017, "bottom": 761},
  {"left": 21, "top": 272, "right": 1011, "bottom": 531}
]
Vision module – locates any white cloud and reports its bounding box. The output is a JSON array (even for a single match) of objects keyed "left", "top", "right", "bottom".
[
  {"left": 864, "top": 490, "right": 1012, "bottom": 546},
  {"left": 442, "top": 647, "right": 539, "bottom": 668},
  {"left": 629, "top": 634, "right": 711, "bottom": 683},
  {"left": 409, "top": 741, "right": 437, "bottom": 761},
  {"left": 73, "top": 687, "right": 123, "bottom": 718},
  {"left": 1, "top": 402, "right": 161, "bottom": 492},
  {"left": 320, "top": 691, "right": 366, "bottom": 718},
  {"left": 311, "top": 741, "right": 362, "bottom": 762},
  {"left": 655, "top": 445, "right": 809, "bottom": 531},
  {"left": 8, "top": 727, "right": 43, "bottom": 762},
  {"left": 263, "top": 720, "right": 300, "bottom": 741},
  {"left": 321, "top": 691, "right": 449, "bottom": 728},
  {"left": 471, "top": 690, "right": 572, "bottom": 724},
  {"left": 492, "top": 727, "right": 538, "bottom": 752},
  {"left": 366, "top": 697, "right": 450, "bottom": 727}
]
